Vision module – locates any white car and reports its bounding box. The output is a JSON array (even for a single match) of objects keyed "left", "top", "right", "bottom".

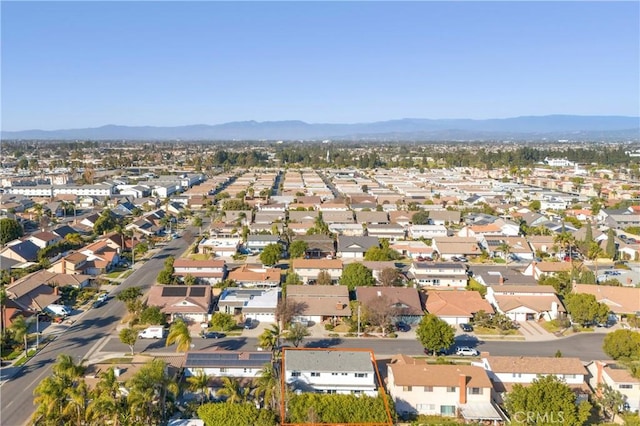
[{"left": 455, "top": 347, "right": 479, "bottom": 356}]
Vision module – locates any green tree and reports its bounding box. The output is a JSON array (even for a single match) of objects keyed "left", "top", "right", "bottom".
[
  {"left": 315, "top": 270, "right": 332, "bottom": 285},
  {"left": 183, "top": 274, "right": 197, "bottom": 286},
  {"left": 285, "top": 271, "right": 302, "bottom": 287},
  {"left": 411, "top": 210, "right": 430, "bottom": 225},
  {"left": 603, "top": 330, "right": 640, "bottom": 360},
  {"left": 192, "top": 216, "right": 203, "bottom": 235},
  {"left": 564, "top": 293, "right": 610, "bottom": 325},
  {"left": 596, "top": 383, "right": 625, "bottom": 422},
  {"left": 529, "top": 199, "right": 541, "bottom": 212},
  {"left": 119, "top": 327, "right": 138, "bottom": 355},
  {"left": 259, "top": 243, "right": 282, "bottom": 266},
  {"left": 255, "top": 364, "right": 279, "bottom": 410},
  {"left": 157, "top": 269, "right": 174, "bottom": 285},
  {"left": 606, "top": 228, "right": 617, "bottom": 259},
  {"left": 187, "top": 370, "right": 211, "bottom": 404},
  {"left": 416, "top": 313, "right": 455, "bottom": 355},
  {"left": 140, "top": 306, "right": 166, "bottom": 325},
  {"left": 339, "top": 262, "right": 375, "bottom": 291},
  {"left": 10, "top": 315, "right": 29, "bottom": 356},
  {"left": 587, "top": 241, "right": 605, "bottom": 278},
  {"left": 166, "top": 318, "right": 192, "bottom": 352},
  {"left": 116, "top": 286, "right": 143, "bottom": 303},
  {"left": 289, "top": 240, "right": 308, "bottom": 259},
  {"left": 0, "top": 218, "right": 23, "bottom": 245},
  {"left": 364, "top": 246, "right": 400, "bottom": 261},
  {"left": 94, "top": 209, "right": 117, "bottom": 235},
  {"left": 505, "top": 375, "right": 591, "bottom": 426},
  {"left": 258, "top": 324, "right": 281, "bottom": 352},
  {"left": 210, "top": 312, "right": 236, "bottom": 331},
  {"left": 285, "top": 323, "right": 310, "bottom": 347},
  {"left": 197, "top": 401, "right": 274, "bottom": 426},
  {"left": 218, "top": 376, "right": 250, "bottom": 403}
]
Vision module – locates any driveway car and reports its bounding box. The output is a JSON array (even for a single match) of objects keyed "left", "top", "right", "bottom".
[
  {"left": 201, "top": 331, "right": 225, "bottom": 339},
  {"left": 459, "top": 323, "right": 473, "bottom": 332},
  {"left": 455, "top": 347, "right": 479, "bottom": 356},
  {"left": 395, "top": 321, "right": 410, "bottom": 332}
]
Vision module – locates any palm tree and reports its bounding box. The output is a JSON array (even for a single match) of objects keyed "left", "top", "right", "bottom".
[
  {"left": 497, "top": 241, "right": 511, "bottom": 265},
  {"left": 587, "top": 242, "right": 605, "bottom": 280},
  {"left": 62, "top": 380, "right": 89, "bottom": 425},
  {"left": 285, "top": 323, "right": 310, "bottom": 348},
  {"left": 254, "top": 364, "right": 279, "bottom": 410},
  {"left": 258, "top": 324, "right": 281, "bottom": 352},
  {"left": 186, "top": 370, "right": 210, "bottom": 404},
  {"left": 52, "top": 353, "right": 85, "bottom": 384},
  {"left": 166, "top": 318, "right": 192, "bottom": 352},
  {"left": 87, "top": 368, "right": 122, "bottom": 426},
  {"left": 10, "top": 315, "right": 28, "bottom": 357},
  {"left": 218, "top": 377, "right": 250, "bottom": 403},
  {"left": 32, "top": 376, "right": 66, "bottom": 424}
]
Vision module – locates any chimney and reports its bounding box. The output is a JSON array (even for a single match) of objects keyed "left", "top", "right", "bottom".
[
  {"left": 114, "top": 367, "right": 122, "bottom": 377},
  {"left": 627, "top": 277, "right": 632, "bottom": 285},
  {"left": 458, "top": 374, "right": 467, "bottom": 404},
  {"left": 336, "top": 302, "right": 344, "bottom": 310},
  {"left": 499, "top": 276, "right": 504, "bottom": 286},
  {"left": 377, "top": 291, "right": 382, "bottom": 297}
]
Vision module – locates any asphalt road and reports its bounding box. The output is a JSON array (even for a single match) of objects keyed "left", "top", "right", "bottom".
[
  {"left": 0, "top": 229, "right": 194, "bottom": 426},
  {"left": 102, "top": 331, "right": 609, "bottom": 362}
]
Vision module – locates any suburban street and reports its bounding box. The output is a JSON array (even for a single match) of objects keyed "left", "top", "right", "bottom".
[
  {"left": 0, "top": 229, "right": 195, "bottom": 426},
  {"left": 100, "top": 330, "right": 609, "bottom": 362}
]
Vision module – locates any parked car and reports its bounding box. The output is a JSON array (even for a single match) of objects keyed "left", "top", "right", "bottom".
[
  {"left": 138, "top": 326, "right": 165, "bottom": 339},
  {"left": 96, "top": 293, "right": 109, "bottom": 303},
  {"left": 92, "top": 299, "right": 106, "bottom": 308},
  {"left": 201, "top": 331, "right": 225, "bottom": 339},
  {"left": 37, "top": 313, "right": 51, "bottom": 322},
  {"left": 395, "top": 321, "right": 410, "bottom": 332},
  {"left": 459, "top": 323, "right": 473, "bottom": 332},
  {"left": 244, "top": 318, "right": 253, "bottom": 329},
  {"left": 424, "top": 347, "right": 450, "bottom": 356},
  {"left": 455, "top": 347, "right": 479, "bottom": 356}
]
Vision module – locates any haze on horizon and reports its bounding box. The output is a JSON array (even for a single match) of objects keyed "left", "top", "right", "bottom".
[{"left": 1, "top": 1, "right": 639, "bottom": 132}]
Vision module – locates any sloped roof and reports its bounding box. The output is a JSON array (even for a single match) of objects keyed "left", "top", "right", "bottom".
[
  {"left": 486, "top": 355, "right": 585, "bottom": 375},
  {"left": 389, "top": 354, "right": 491, "bottom": 388},
  {"left": 356, "top": 287, "right": 423, "bottom": 316},
  {"left": 426, "top": 290, "right": 494, "bottom": 317}
]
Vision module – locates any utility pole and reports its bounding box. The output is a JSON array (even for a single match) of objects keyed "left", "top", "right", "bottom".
[{"left": 357, "top": 304, "right": 361, "bottom": 338}]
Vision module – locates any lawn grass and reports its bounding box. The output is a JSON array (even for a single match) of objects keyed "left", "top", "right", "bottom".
[
  {"left": 473, "top": 326, "right": 519, "bottom": 336},
  {"left": 188, "top": 254, "right": 211, "bottom": 261},
  {"left": 121, "top": 270, "right": 134, "bottom": 279},
  {"left": 14, "top": 349, "right": 37, "bottom": 367},
  {"left": 540, "top": 320, "right": 562, "bottom": 333},
  {"left": 105, "top": 270, "right": 125, "bottom": 279}
]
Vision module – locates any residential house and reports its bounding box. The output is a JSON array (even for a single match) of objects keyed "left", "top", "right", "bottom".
[
  {"left": 173, "top": 259, "right": 227, "bottom": 285},
  {"left": 360, "top": 261, "right": 402, "bottom": 284},
  {"left": 572, "top": 284, "right": 640, "bottom": 322},
  {"left": 291, "top": 235, "right": 335, "bottom": 259},
  {"left": 321, "top": 210, "right": 355, "bottom": 224},
  {"left": 286, "top": 222, "right": 315, "bottom": 235},
  {"left": 288, "top": 210, "right": 319, "bottom": 223},
  {"left": 486, "top": 285, "right": 565, "bottom": 321},
  {"left": 4, "top": 270, "right": 65, "bottom": 316},
  {"left": 587, "top": 361, "right": 640, "bottom": 412},
  {"left": 526, "top": 236, "right": 556, "bottom": 256},
  {"left": 597, "top": 208, "right": 640, "bottom": 229},
  {"left": 409, "top": 262, "right": 468, "bottom": 289},
  {"left": 428, "top": 210, "right": 461, "bottom": 226},
  {"left": 523, "top": 261, "right": 573, "bottom": 280},
  {"left": 80, "top": 240, "right": 120, "bottom": 274},
  {"left": 27, "top": 231, "right": 62, "bottom": 250},
  {"left": 217, "top": 287, "right": 279, "bottom": 323},
  {"left": 457, "top": 224, "right": 503, "bottom": 239},
  {"left": 474, "top": 353, "right": 590, "bottom": 404},
  {"left": 408, "top": 225, "right": 448, "bottom": 240},
  {"left": 432, "top": 237, "right": 481, "bottom": 260},
  {"left": 365, "top": 223, "right": 406, "bottom": 241},
  {"left": 286, "top": 285, "right": 351, "bottom": 325},
  {"left": 146, "top": 285, "right": 212, "bottom": 323},
  {"left": 47, "top": 251, "right": 90, "bottom": 275},
  {"left": 387, "top": 354, "right": 502, "bottom": 422},
  {"left": 198, "top": 237, "right": 241, "bottom": 258},
  {"left": 355, "top": 211, "right": 389, "bottom": 225},
  {"left": 328, "top": 223, "right": 365, "bottom": 237},
  {"left": 389, "top": 211, "right": 416, "bottom": 227},
  {"left": 184, "top": 349, "right": 272, "bottom": 379},
  {"left": 481, "top": 236, "right": 534, "bottom": 260},
  {"left": 337, "top": 236, "right": 379, "bottom": 259},
  {"left": 284, "top": 349, "right": 379, "bottom": 396},
  {"left": 226, "top": 264, "right": 281, "bottom": 288},
  {"left": 390, "top": 241, "right": 434, "bottom": 260},
  {"left": 0, "top": 240, "right": 40, "bottom": 263},
  {"left": 356, "top": 287, "right": 423, "bottom": 325},
  {"left": 469, "top": 266, "right": 538, "bottom": 287},
  {"left": 253, "top": 211, "right": 285, "bottom": 225},
  {"left": 425, "top": 290, "right": 494, "bottom": 326},
  {"left": 245, "top": 235, "right": 281, "bottom": 252},
  {"left": 291, "top": 258, "right": 343, "bottom": 285}
]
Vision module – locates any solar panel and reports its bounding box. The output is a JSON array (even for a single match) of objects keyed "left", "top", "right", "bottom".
[
  {"left": 189, "top": 287, "right": 206, "bottom": 297},
  {"left": 162, "top": 287, "right": 188, "bottom": 297}
]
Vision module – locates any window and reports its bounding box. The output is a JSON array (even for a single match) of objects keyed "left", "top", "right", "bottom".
[
  {"left": 470, "top": 387, "right": 483, "bottom": 395},
  {"left": 403, "top": 386, "right": 413, "bottom": 392},
  {"left": 619, "top": 384, "right": 633, "bottom": 389},
  {"left": 311, "top": 372, "right": 320, "bottom": 377},
  {"left": 423, "top": 386, "right": 433, "bottom": 392},
  {"left": 416, "top": 403, "right": 435, "bottom": 411},
  {"left": 331, "top": 373, "right": 338, "bottom": 376},
  {"left": 565, "top": 374, "right": 576, "bottom": 379},
  {"left": 440, "top": 405, "right": 456, "bottom": 416},
  {"left": 512, "top": 373, "right": 522, "bottom": 378},
  {"left": 291, "top": 371, "right": 301, "bottom": 377},
  {"left": 341, "top": 373, "right": 348, "bottom": 376},
  {"left": 220, "top": 368, "right": 227, "bottom": 373},
  {"left": 446, "top": 386, "right": 456, "bottom": 393},
  {"left": 355, "top": 373, "right": 368, "bottom": 378}
]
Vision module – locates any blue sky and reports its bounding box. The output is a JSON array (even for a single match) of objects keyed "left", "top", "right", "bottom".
[{"left": 1, "top": 1, "right": 639, "bottom": 131}]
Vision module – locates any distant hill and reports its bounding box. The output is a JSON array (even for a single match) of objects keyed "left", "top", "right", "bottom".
[{"left": 2, "top": 115, "right": 639, "bottom": 141}]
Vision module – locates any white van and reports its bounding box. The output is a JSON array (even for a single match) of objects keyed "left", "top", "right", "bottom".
[
  {"left": 138, "top": 326, "right": 164, "bottom": 339},
  {"left": 45, "top": 304, "right": 71, "bottom": 317}
]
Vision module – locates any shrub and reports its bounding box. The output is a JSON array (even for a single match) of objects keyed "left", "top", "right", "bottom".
[{"left": 324, "top": 323, "right": 335, "bottom": 331}]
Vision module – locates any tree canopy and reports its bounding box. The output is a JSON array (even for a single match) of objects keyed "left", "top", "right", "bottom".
[
  {"left": 416, "top": 313, "right": 455, "bottom": 355},
  {"left": 259, "top": 243, "right": 282, "bottom": 266},
  {"left": 603, "top": 330, "right": 640, "bottom": 360},
  {"left": 197, "top": 402, "right": 275, "bottom": 426},
  {"left": 564, "top": 293, "right": 610, "bottom": 325},
  {"left": 505, "top": 375, "right": 591, "bottom": 426},
  {"left": 0, "top": 218, "right": 23, "bottom": 245},
  {"left": 288, "top": 240, "right": 308, "bottom": 259},
  {"left": 339, "top": 262, "right": 376, "bottom": 291}
]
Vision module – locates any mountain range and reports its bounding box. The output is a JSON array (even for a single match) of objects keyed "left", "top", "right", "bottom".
[{"left": 2, "top": 115, "right": 639, "bottom": 141}]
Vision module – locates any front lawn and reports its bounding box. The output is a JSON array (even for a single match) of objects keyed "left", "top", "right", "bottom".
[{"left": 473, "top": 326, "right": 519, "bottom": 336}]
